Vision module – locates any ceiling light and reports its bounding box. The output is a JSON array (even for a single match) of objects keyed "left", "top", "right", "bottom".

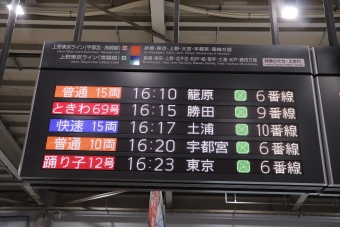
[
  {"left": 7, "top": 2, "right": 25, "bottom": 15},
  {"left": 15, "top": 5, "right": 24, "bottom": 15},
  {"left": 282, "top": 6, "right": 298, "bottom": 19},
  {"left": 6, "top": 4, "right": 12, "bottom": 11}
]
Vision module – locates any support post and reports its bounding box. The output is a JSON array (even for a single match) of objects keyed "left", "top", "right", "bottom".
[
  {"left": 269, "top": 0, "right": 280, "bottom": 45},
  {"left": 0, "top": 0, "right": 19, "bottom": 88},
  {"left": 73, "top": 0, "right": 87, "bottom": 42},
  {"left": 150, "top": 0, "right": 166, "bottom": 43},
  {"left": 174, "top": 0, "right": 180, "bottom": 43},
  {"left": 165, "top": 191, "right": 173, "bottom": 208},
  {"left": 215, "top": 26, "right": 220, "bottom": 44},
  {"left": 115, "top": 26, "right": 120, "bottom": 42},
  {"left": 323, "top": 0, "right": 338, "bottom": 46},
  {"left": 54, "top": 190, "right": 126, "bottom": 205},
  {"left": 36, "top": 212, "right": 53, "bottom": 227},
  {"left": 11, "top": 55, "right": 22, "bottom": 71}
]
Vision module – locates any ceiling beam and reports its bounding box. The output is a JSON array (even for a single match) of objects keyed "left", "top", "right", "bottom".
[
  {"left": 0, "top": 96, "right": 32, "bottom": 104},
  {"left": 5, "top": 122, "right": 28, "bottom": 128},
  {"left": 150, "top": 0, "right": 167, "bottom": 43},
  {"left": 0, "top": 105, "right": 31, "bottom": 112},
  {"left": 11, "top": 133, "right": 26, "bottom": 138},
  {"left": 291, "top": 194, "right": 309, "bottom": 210},
  {"left": 10, "top": 56, "right": 23, "bottom": 71},
  {"left": 0, "top": 120, "right": 22, "bottom": 170},
  {"left": 0, "top": 19, "right": 152, "bottom": 27},
  {"left": 0, "top": 120, "right": 43, "bottom": 205},
  {"left": 0, "top": 197, "right": 33, "bottom": 205},
  {"left": 25, "top": 0, "right": 37, "bottom": 4},
  {"left": 1, "top": 17, "right": 339, "bottom": 27},
  {"left": 54, "top": 190, "right": 127, "bottom": 205}
]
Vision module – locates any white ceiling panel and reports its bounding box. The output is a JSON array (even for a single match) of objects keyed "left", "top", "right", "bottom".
[
  {"left": 17, "top": 58, "right": 41, "bottom": 68},
  {"left": 119, "top": 31, "right": 153, "bottom": 43},
  {"left": 280, "top": 32, "right": 340, "bottom": 47},
  {"left": 280, "top": 32, "right": 324, "bottom": 46},
  {"left": 219, "top": 32, "right": 271, "bottom": 45},
  {"left": 170, "top": 31, "right": 216, "bottom": 44},
  {"left": 0, "top": 28, "right": 38, "bottom": 44},
  {"left": 30, "top": 28, "right": 74, "bottom": 43},
  {"left": 82, "top": 29, "right": 122, "bottom": 42},
  {"left": 175, "top": 31, "right": 273, "bottom": 45}
]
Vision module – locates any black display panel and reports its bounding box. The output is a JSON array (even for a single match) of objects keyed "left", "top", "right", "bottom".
[
  {"left": 313, "top": 47, "right": 340, "bottom": 75},
  {"left": 19, "top": 71, "right": 326, "bottom": 187},
  {"left": 316, "top": 77, "right": 340, "bottom": 187}
]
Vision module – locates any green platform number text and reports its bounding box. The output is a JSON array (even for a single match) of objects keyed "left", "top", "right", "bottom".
[
  {"left": 237, "top": 160, "right": 251, "bottom": 173},
  {"left": 236, "top": 142, "right": 250, "bottom": 154},
  {"left": 235, "top": 107, "right": 248, "bottom": 118},
  {"left": 234, "top": 90, "right": 247, "bottom": 101},
  {"left": 236, "top": 124, "right": 249, "bottom": 136}
]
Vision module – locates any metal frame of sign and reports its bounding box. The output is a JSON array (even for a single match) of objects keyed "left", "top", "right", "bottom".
[
  {"left": 312, "top": 47, "right": 340, "bottom": 190},
  {"left": 18, "top": 42, "right": 327, "bottom": 191}
]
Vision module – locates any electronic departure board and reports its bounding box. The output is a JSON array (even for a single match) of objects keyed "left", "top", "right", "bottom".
[
  {"left": 19, "top": 42, "right": 326, "bottom": 190},
  {"left": 313, "top": 47, "right": 340, "bottom": 189}
]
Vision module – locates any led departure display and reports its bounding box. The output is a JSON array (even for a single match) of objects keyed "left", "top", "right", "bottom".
[
  {"left": 19, "top": 42, "right": 326, "bottom": 190},
  {"left": 46, "top": 136, "right": 300, "bottom": 156},
  {"left": 55, "top": 86, "right": 295, "bottom": 103},
  {"left": 52, "top": 102, "right": 296, "bottom": 119},
  {"left": 54, "top": 86, "right": 122, "bottom": 99},
  {"left": 46, "top": 137, "right": 117, "bottom": 151},
  {"left": 42, "top": 155, "right": 115, "bottom": 170},
  {"left": 52, "top": 102, "right": 120, "bottom": 116},
  {"left": 49, "top": 119, "right": 298, "bottom": 137},
  {"left": 42, "top": 155, "right": 302, "bottom": 175},
  {"left": 49, "top": 119, "right": 118, "bottom": 133}
]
